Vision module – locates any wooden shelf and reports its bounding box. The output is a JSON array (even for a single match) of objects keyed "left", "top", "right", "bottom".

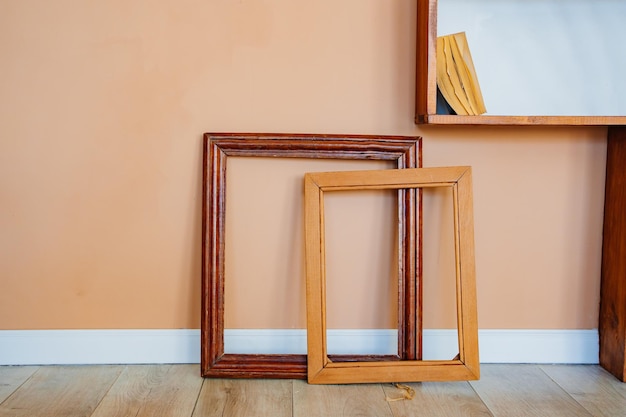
[
  {"left": 415, "top": 1, "right": 626, "bottom": 382},
  {"left": 415, "top": 0, "right": 626, "bottom": 126},
  {"left": 418, "top": 115, "right": 626, "bottom": 126}
]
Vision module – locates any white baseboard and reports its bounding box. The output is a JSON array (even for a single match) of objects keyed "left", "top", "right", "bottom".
[
  {"left": 0, "top": 329, "right": 599, "bottom": 365},
  {"left": 223, "top": 329, "right": 398, "bottom": 355},
  {"left": 0, "top": 330, "right": 201, "bottom": 366},
  {"left": 471, "top": 329, "right": 599, "bottom": 364}
]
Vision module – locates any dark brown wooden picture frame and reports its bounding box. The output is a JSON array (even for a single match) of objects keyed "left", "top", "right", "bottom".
[{"left": 201, "top": 133, "right": 421, "bottom": 378}]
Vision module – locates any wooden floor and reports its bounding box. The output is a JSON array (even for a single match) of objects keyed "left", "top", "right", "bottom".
[{"left": 1, "top": 364, "right": 625, "bottom": 416}]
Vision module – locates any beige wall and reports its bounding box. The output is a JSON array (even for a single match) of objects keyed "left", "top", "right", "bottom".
[{"left": 0, "top": 1, "right": 605, "bottom": 331}]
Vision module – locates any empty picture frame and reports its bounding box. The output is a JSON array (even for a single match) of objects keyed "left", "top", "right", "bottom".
[
  {"left": 202, "top": 133, "right": 422, "bottom": 378},
  {"left": 305, "top": 166, "right": 479, "bottom": 384}
]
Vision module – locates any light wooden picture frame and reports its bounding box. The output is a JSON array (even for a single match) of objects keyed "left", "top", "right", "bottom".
[
  {"left": 305, "top": 166, "right": 479, "bottom": 384},
  {"left": 201, "top": 133, "right": 422, "bottom": 378}
]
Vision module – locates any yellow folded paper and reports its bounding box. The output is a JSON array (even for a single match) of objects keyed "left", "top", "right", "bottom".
[{"left": 436, "top": 32, "right": 486, "bottom": 115}]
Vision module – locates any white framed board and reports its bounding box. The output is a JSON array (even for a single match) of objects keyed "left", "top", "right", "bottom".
[{"left": 438, "top": 0, "right": 626, "bottom": 117}]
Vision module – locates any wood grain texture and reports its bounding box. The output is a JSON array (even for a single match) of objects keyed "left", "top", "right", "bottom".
[
  {"left": 0, "top": 365, "right": 625, "bottom": 416},
  {"left": 600, "top": 126, "right": 626, "bottom": 382},
  {"left": 292, "top": 380, "right": 393, "bottom": 417},
  {"left": 305, "top": 167, "right": 478, "bottom": 384},
  {"left": 202, "top": 133, "right": 422, "bottom": 378},
  {"left": 454, "top": 168, "right": 479, "bottom": 376},
  {"left": 383, "top": 382, "right": 492, "bottom": 416},
  {"left": 415, "top": 0, "right": 437, "bottom": 118},
  {"left": 90, "top": 365, "right": 202, "bottom": 417},
  {"left": 133, "top": 365, "right": 202, "bottom": 417},
  {"left": 0, "top": 366, "right": 38, "bottom": 404},
  {"left": 470, "top": 365, "right": 592, "bottom": 417},
  {"left": 419, "top": 114, "right": 626, "bottom": 126},
  {"left": 541, "top": 365, "right": 626, "bottom": 417},
  {"left": 0, "top": 366, "right": 121, "bottom": 417},
  {"left": 193, "top": 379, "right": 292, "bottom": 417}
]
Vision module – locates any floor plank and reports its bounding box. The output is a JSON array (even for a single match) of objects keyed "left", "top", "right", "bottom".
[
  {"left": 0, "top": 366, "right": 39, "bottom": 404},
  {"left": 383, "top": 382, "right": 493, "bottom": 416},
  {"left": 0, "top": 364, "right": 624, "bottom": 417},
  {"left": 91, "top": 364, "right": 203, "bottom": 417},
  {"left": 541, "top": 364, "right": 626, "bottom": 417},
  {"left": 193, "top": 379, "right": 292, "bottom": 417},
  {"left": 293, "top": 380, "right": 393, "bottom": 417},
  {"left": 469, "top": 364, "right": 593, "bottom": 417},
  {"left": 0, "top": 365, "right": 122, "bottom": 417}
]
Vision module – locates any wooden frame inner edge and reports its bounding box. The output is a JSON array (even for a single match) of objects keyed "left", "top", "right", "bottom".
[
  {"left": 201, "top": 133, "right": 422, "bottom": 378},
  {"left": 304, "top": 166, "right": 478, "bottom": 384}
]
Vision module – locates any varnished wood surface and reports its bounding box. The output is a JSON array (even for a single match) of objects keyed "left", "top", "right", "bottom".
[
  {"left": 418, "top": 114, "right": 626, "bottom": 126},
  {"left": 600, "top": 126, "right": 626, "bottom": 382},
  {"left": 2, "top": 364, "right": 624, "bottom": 416},
  {"left": 202, "top": 133, "right": 422, "bottom": 378}
]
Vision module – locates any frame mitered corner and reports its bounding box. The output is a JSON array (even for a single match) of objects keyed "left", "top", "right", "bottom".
[{"left": 304, "top": 166, "right": 479, "bottom": 384}]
